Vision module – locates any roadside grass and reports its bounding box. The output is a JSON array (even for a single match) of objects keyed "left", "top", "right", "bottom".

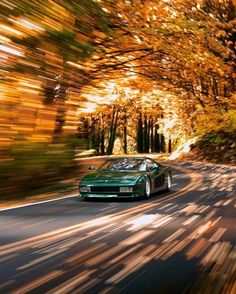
[
  {"left": 25, "top": 182, "right": 76, "bottom": 197},
  {"left": 179, "top": 131, "right": 236, "bottom": 165}
]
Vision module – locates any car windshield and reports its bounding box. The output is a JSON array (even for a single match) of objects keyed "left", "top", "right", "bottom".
[{"left": 99, "top": 158, "right": 146, "bottom": 172}]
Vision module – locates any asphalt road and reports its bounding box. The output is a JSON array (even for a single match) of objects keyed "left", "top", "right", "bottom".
[{"left": 0, "top": 158, "right": 235, "bottom": 294}]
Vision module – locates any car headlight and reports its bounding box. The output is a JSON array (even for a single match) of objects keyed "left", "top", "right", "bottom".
[
  {"left": 120, "top": 186, "right": 133, "bottom": 192},
  {"left": 80, "top": 186, "right": 91, "bottom": 193}
]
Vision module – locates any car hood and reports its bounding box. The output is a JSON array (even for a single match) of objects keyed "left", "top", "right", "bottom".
[{"left": 81, "top": 170, "right": 143, "bottom": 183}]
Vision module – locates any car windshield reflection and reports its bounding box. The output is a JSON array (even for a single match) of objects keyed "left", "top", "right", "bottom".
[{"left": 99, "top": 159, "right": 146, "bottom": 172}]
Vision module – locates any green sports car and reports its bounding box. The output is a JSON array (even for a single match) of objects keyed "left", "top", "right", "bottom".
[{"left": 79, "top": 157, "right": 172, "bottom": 199}]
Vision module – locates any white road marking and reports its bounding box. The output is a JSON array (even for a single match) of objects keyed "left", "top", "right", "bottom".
[{"left": 0, "top": 193, "right": 78, "bottom": 212}]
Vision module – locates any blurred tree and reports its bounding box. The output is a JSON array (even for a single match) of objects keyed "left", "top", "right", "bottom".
[
  {"left": 106, "top": 104, "right": 120, "bottom": 155},
  {"left": 0, "top": 0, "right": 235, "bottom": 169},
  {"left": 0, "top": 0, "right": 112, "bottom": 140}
]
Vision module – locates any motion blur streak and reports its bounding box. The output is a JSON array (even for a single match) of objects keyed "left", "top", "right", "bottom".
[
  {"left": 12, "top": 270, "right": 63, "bottom": 294},
  {"left": 0, "top": 0, "right": 235, "bottom": 291},
  {"left": 0, "top": 160, "right": 235, "bottom": 293},
  {"left": 0, "top": 0, "right": 111, "bottom": 199}
]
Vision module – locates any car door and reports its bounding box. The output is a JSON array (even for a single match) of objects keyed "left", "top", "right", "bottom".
[{"left": 146, "top": 159, "right": 166, "bottom": 192}]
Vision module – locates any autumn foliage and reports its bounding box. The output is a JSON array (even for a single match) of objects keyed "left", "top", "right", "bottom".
[{"left": 0, "top": 0, "right": 235, "bottom": 196}]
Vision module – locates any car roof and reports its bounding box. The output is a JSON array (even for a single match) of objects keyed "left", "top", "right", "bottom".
[{"left": 107, "top": 157, "right": 155, "bottom": 161}]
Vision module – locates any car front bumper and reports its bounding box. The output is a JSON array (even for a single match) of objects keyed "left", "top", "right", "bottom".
[
  {"left": 79, "top": 192, "right": 143, "bottom": 198},
  {"left": 79, "top": 181, "right": 146, "bottom": 198},
  {"left": 79, "top": 193, "right": 142, "bottom": 199}
]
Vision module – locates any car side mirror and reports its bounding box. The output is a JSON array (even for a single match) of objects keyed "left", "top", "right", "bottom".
[
  {"left": 147, "top": 165, "right": 159, "bottom": 172},
  {"left": 88, "top": 165, "right": 97, "bottom": 170},
  {"left": 153, "top": 164, "right": 160, "bottom": 170}
]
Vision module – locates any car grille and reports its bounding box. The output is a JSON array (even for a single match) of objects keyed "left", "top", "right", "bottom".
[{"left": 90, "top": 186, "right": 120, "bottom": 193}]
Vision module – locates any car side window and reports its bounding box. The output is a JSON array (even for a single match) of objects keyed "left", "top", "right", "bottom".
[{"left": 146, "top": 159, "right": 155, "bottom": 171}]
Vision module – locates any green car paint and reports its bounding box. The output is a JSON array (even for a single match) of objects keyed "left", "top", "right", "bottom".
[{"left": 79, "top": 157, "right": 171, "bottom": 198}]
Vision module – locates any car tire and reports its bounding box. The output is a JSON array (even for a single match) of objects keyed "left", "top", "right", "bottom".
[
  {"left": 164, "top": 173, "right": 171, "bottom": 192},
  {"left": 144, "top": 178, "right": 151, "bottom": 198}
]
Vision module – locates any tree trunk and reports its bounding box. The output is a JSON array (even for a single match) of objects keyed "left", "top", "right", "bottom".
[
  {"left": 168, "top": 138, "right": 172, "bottom": 153},
  {"left": 147, "top": 116, "right": 151, "bottom": 153},
  {"left": 123, "top": 111, "right": 127, "bottom": 154},
  {"left": 137, "top": 112, "right": 143, "bottom": 153},
  {"left": 154, "top": 123, "right": 160, "bottom": 153},
  {"left": 143, "top": 114, "right": 148, "bottom": 153},
  {"left": 90, "top": 116, "right": 96, "bottom": 149},
  {"left": 95, "top": 117, "right": 100, "bottom": 154},
  {"left": 100, "top": 114, "right": 105, "bottom": 155},
  {"left": 107, "top": 106, "right": 119, "bottom": 155},
  {"left": 83, "top": 117, "right": 89, "bottom": 149},
  {"left": 150, "top": 117, "right": 154, "bottom": 152},
  {"left": 160, "top": 134, "right": 165, "bottom": 152},
  {"left": 106, "top": 106, "right": 116, "bottom": 155}
]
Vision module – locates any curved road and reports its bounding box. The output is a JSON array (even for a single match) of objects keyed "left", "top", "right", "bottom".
[{"left": 0, "top": 158, "right": 235, "bottom": 294}]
